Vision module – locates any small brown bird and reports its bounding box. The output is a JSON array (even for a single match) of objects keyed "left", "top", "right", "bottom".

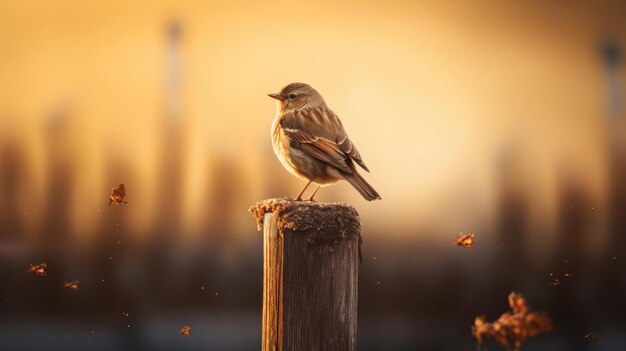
[
  {"left": 109, "top": 184, "right": 127, "bottom": 205},
  {"left": 268, "top": 83, "right": 381, "bottom": 201}
]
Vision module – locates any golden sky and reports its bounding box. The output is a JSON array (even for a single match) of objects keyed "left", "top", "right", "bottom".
[{"left": 1, "top": 0, "right": 625, "bottom": 242}]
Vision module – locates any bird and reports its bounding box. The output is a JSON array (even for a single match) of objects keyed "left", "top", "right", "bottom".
[{"left": 268, "top": 83, "right": 381, "bottom": 201}]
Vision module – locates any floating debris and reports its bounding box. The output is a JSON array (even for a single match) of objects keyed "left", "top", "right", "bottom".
[
  {"left": 63, "top": 280, "right": 80, "bottom": 291},
  {"left": 108, "top": 184, "right": 128, "bottom": 205},
  {"left": 473, "top": 292, "right": 552, "bottom": 351},
  {"left": 179, "top": 325, "right": 192, "bottom": 337},
  {"left": 548, "top": 272, "right": 574, "bottom": 285},
  {"left": 584, "top": 331, "right": 602, "bottom": 342},
  {"left": 121, "top": 312, "right": 129, "bottom": 318},
  {"left": 549, "top": 278, "right": 561, "bottom": 286},
  {"left": 454, "top": 232, "right": 474, "bottom": 248},
  {"left": 27, "top": 263, "right": 47, "bottom": 277}
]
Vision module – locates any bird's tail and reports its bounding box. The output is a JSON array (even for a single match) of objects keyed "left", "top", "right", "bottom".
[{"left": 343, "top": 171, "right": 381, "bottom": 201}]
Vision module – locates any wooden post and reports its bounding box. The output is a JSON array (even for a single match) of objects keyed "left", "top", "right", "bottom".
[{"left": 250, "top": 199, "right": 361, "bottom": 351}]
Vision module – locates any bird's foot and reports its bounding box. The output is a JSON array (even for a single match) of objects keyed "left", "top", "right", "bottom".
[{"left": 305, "top": 186, "right": 320, "bottom": 202}]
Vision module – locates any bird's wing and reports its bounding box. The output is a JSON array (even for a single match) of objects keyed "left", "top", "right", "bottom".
[
  {"left": 280, "top": 107, "right": 369, "bottom": 173},
  {"left": 284, "top": 127, "right": 352, "bottom": 173},
  {"left": 337, "top": 132, "right": 369, "bottom": 172}
]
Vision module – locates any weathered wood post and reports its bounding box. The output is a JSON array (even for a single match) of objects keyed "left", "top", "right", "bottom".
[{"left": 250, "top": 198, "right": 361, "bottom": 351}]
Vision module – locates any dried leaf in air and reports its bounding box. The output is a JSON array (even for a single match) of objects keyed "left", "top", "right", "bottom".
[
  {"left": 584, "top": 331, "right": 602, "bottom": 342},
  {"left": 472, "top": 292, "right": 552, "bottom": 351},
  {"left": 63, "top": 280, "right": 80, "bottom": 291},
  {"left": 108, "top": 184, "right": 128, "bottom": 205},
  {"left": 179, "top": 325, "right": 192, "bottom": 337},
  {"left": 27, "top": 263, "right": 47, "bottom": 277},
  {"left": 454, "top": 232, "right": 474, "bottom": 248}
]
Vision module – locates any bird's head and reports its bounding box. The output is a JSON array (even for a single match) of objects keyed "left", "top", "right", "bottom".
[{"left": 268, "top": 83, "right": 325, "bottom": 113}]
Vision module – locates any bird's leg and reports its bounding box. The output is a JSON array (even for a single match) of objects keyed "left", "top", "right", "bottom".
[
  {"left": 295, "top": 180, "right": 312, "bottom": 201},
  {"left": 306, "top": 185, "right": 321, "bottom": 202}
]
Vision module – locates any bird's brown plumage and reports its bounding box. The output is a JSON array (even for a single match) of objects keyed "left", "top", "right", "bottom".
[{"left": 270, "top": 83, "right": 380, "bottom": 201}]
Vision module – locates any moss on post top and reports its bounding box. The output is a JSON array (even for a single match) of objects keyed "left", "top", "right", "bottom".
[{"left": 249, "top": 198, "right": 361, "bottom": 243}]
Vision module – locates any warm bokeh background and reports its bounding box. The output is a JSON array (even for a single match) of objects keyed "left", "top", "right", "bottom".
[{"left": 1, "top": 0, "right": 625, "bottom": 350}]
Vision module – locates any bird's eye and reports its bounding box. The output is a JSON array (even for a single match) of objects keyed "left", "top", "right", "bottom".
[{"left": 288, "top": 93, "right": 297, "bottom": 100}]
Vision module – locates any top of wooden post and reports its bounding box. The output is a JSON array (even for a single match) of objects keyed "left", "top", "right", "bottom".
[{"left": 249, "top": 198, "right": 361, "bottom": 244}]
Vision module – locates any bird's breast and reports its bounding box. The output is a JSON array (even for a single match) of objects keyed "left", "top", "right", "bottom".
[
  {"left": 271, "top": 115, "right": 297, "bottom": 174},
  {"left": 270, "top": 113, "right": 341, "bottom": 185},
  {"left": 271, "top": 114, "right": 287, "bottom": 159}
]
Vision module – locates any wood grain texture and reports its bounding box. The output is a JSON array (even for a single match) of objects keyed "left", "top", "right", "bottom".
[
  {"left": 263, "top": 212, "right": 284, "bottom": 351},
  {"left": 253, "top": 199, "right": 360, "bottom": 351}
]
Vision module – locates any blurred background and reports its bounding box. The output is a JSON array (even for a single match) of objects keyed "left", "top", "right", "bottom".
[{"left": 1, "top": 0, "right": 626, "bottom": 350}]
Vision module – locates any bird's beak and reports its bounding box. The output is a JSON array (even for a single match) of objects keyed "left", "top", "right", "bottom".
[{"left": 267, "top": 93, "right": 283, "bottom": 100}]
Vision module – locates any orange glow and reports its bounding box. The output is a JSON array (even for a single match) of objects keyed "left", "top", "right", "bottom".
[{"left": 1, "top": 0, "right": 624, "bottom": 245}]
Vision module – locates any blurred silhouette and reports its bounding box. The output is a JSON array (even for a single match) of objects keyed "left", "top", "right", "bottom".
[
  {"left": 549, "top": 178, "right": 592, "bottom": 351},
  {"left": 603, "top": 37, "right": 626, "bottom": 319},
  {"left": 35, "top": 105, "right": 77, "bottom": 313},
  {"left": 492, "top": 147, "right": 530, "bottom": 295},
  {"left": 40, "top": 105, "right": 75, "bottom": 247},
  {"left": 91, "top": 155, "right": 141, "bottom": 350},
  {"left": 145, "top": 19, "right": 186, "bottom": 305},
  {"left": 203, "top": 156, "right": 244, "bottom": 255},
  {"left": 0, "top": 136, "right": 26, "bottom": 241},
  {"left": 603, "top": 38, "right": 623, "bottom": 121}
]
